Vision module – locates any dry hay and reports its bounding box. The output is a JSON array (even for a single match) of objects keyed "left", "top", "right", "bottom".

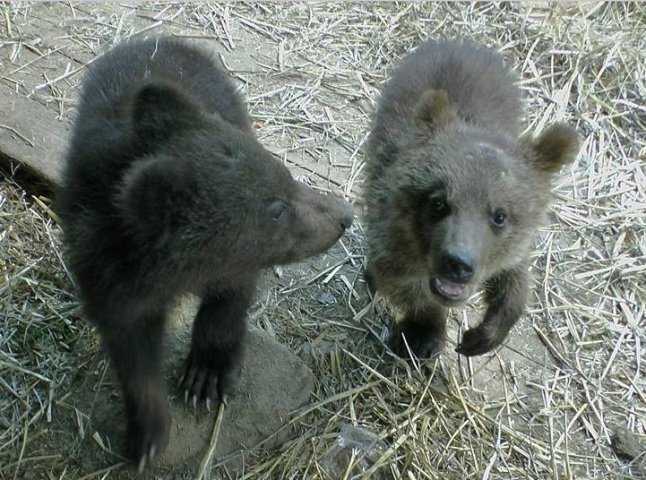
[{"left": 1, "top": 2, "right": 645, "bottom": 479}]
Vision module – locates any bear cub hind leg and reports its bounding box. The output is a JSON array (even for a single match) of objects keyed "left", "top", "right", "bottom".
[
  {"left": 180, "top": 282, "right": 255, "bottom": 409},
  {"left": 101, "top": 311, "right": 171, "bottom": 470}
]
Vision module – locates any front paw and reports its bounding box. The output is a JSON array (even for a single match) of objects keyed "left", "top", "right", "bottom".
[
  {"left": 456, "top": 324, "right": 505, "bottom": 356},
  {"left": 126, "top": 397, "right": 171, "bottom": 472},
  {"left": 389, "top": 322, "right": 444, "bottom": 359},
  {"left": 179, "top": 350, "right": 242, "bottom": 409}
]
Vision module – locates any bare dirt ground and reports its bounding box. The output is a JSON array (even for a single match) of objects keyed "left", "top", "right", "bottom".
[{"left": 1, "top": 2, "right": 645, "bottom": 479}]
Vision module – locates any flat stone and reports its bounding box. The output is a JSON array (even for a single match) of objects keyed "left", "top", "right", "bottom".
[
  {"left": 76, "top": 296, "right": 315, "bottom": 477},
  {"left": 158, "top": 297, "right": 315, "bottom": 472}
]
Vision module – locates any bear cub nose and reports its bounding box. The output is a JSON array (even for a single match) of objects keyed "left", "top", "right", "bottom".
[{"left": 441, "top": 248, "right": 476, "bottom": 282}]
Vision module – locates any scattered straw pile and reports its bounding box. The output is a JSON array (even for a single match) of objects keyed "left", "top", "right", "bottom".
[{"left": 1, "top": 2, "right": 644, "bottom": 479}]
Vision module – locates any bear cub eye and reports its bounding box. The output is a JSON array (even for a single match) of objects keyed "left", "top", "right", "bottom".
[
  {"left": 268, "top": 200, "right": 288, "bottom": 222},
  {"left": 491, "top": 209, "right": 508, "bottom": 228},
  {"left": 428, "top": 195, "right": 448, "bottom": 217}
]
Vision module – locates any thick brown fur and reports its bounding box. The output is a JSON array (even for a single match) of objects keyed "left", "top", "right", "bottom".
[
  {"left": 364, "top": 39, "right": 578, "bottom": 359},
  {"left": 56, "top": 37, "right": 353, "bottom": 469}
]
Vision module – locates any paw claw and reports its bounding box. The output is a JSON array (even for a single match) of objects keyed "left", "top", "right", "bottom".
[
  {"left": 184, "top": 389, "right": 189, "bottom": 404},
  {"left": 221, "top": 394, "right": 230, "bottom": 406},
  {"left": 148, "top": 444, "right": 156, "bottom": 463},
  {"left": 181, "top": 349, "right": 241, "bottom": 412},
  {"left": 138, "top": 454, "right": 146, "bottom": 474}
]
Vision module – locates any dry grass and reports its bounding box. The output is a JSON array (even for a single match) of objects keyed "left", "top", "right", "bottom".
[{"left": 1, "top": 2, "right": 645, "bottom": 479}]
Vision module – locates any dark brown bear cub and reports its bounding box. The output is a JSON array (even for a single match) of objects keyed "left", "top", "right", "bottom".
[
  {"left": 57, "top": 37, "right": 353, "bottom": 469},
  {"left": 364, "top": 40, "right": 578, "bottom": 359}
]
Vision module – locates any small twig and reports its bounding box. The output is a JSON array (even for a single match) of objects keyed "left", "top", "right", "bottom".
[
  {"left": 31, "top": 196, "right": 59, "bottom": 223},
  {"left": 34, "top": 57, "right": 99, "bottom": 92},
  {"left": 0, "top": 124, "right": 34, "bottom": 147},
  {"left": 76, "top": 462, "right": 127, "bottom": 480},
  {"left": 195, "top": 401, "right": 226, "bottom": 480},
  {"left": 3, "top": 6, "right": 12, "bottom": 37},
  {"left": 2, "top": 46, "right": 64, "bottom": 79}
]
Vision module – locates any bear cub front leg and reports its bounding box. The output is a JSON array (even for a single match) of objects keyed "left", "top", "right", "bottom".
[
  {"left": 180, "top": 285, "right": 253, "bottom": 409},
  {"left": 457, "top": 267, "right": 529, "bottom": 356}
]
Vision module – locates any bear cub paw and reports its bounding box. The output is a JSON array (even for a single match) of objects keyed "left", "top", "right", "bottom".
[
  {"left": 179, "top": 350, "right": 242, "bottom": 410},
  {"left": 456, "top": 324, "right": 505, "bottom": 357},
  {"left": 127, "top": 394, "right": 171, "bottom": 472},
  {"left": 389, "top": 321, "right": 444, "bottom": 359}
]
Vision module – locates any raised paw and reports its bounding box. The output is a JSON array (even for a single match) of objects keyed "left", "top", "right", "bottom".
[
  {"left": 126, "top": 399, "right": 171, "bottom": 473},
  {"left": 389, "top": 321, "right": 444, "bottom": 359},
  {"left": 456, "top": 324, "right": 505, "bottom": 356},
  {"left": 179, "top": 351, "right": 241, "bottom": 409}
]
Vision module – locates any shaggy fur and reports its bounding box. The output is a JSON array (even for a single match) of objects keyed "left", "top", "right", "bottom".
[
  {"left": 57, "top": 37, "right": 353, "bottom": 468},
  {"left": 364, "top": 39, "right": 578, "bottom": 358}
]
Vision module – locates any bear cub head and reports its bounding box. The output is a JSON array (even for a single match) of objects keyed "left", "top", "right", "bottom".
[
  {"left": 116, "top": 83, "right": 353, "bottom": 273},
  {"left": 385, "top": 89, "right": 579, "bottom": 306}
]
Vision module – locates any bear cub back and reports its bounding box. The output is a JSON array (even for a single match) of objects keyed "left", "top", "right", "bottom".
[{"left": 364, "top": 40, "right": 578, "bottom": 358}]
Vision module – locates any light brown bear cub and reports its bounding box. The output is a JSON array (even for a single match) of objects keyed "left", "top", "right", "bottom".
[{"left": 364, "top": 39, "right": 579, "bottom": 358}]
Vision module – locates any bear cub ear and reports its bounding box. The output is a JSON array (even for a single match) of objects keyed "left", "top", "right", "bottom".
[
  {"left": 529, "top": 123, "right": 580, "bottom": 174},
  {"left": 412, "top": 89, "right": 459, "bottom": 131},
  {"left": 132, "top": 83, "right": 202, "bottom": 143},
  {"left": 117, "top": 156, "right": 196, "bottom": 248}
]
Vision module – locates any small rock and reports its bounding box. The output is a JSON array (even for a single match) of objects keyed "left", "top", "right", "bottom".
[
  {"left": 317, "top": 291, "right": 336, "bottom": 305},
  {"left": 272, "top": 265, "right": 284, "bottom": 278},
  {"left": 611, "top": 426, "right": 645, "bottom": 462},
  {"left": 320, "top": 424, "right": 389, "bottom": 479},
  {"left": 301, "top": 338, "right": 336, "bottom": 358}
]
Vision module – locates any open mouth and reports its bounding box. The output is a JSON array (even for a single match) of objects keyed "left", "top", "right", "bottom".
[{"left": 430, "top": 277, "right": 472, "bottom": 303}]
